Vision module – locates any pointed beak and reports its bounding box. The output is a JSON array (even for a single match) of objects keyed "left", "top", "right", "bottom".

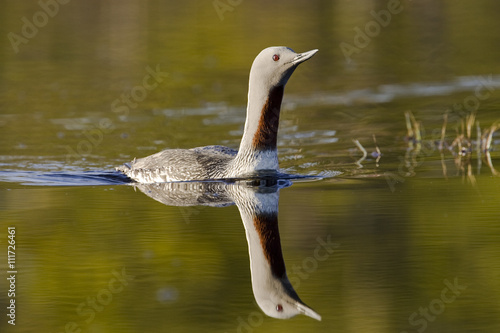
[
  {"left": 296, "top": 302, "right": 322, "bottom": 321},
  {"left": 291, "top": 49, "right": 319, "bottom": 66}
]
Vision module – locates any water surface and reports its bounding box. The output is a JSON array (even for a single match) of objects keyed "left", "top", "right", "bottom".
[{"left": 1, "top": 1, "right": 500, "bottom": 332}]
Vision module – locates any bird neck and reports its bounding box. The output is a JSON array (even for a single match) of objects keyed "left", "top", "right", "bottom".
[
  {"left": 232, "top": 186, "right": 302, "bottom": 316},
  {"left": 236, "top": 189, "right": 287, "bottom": 284},
  {"left": 238, "top": 84, "right": 284, "bottom": 156},
  {"left": 251, "top": 211, "right": 287, "bottom": 278}
]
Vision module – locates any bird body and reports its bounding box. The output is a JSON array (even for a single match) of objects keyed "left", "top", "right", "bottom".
[{"left": 117, "top": 47, "right": 318, "bottom": 183}]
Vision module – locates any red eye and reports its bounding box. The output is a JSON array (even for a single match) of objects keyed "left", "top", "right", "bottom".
[
  {"left": 272, "top": 54, "right": 280, "bottom": 61},
  {"left": 276, "top": 304, "right": 283, "bottom": 312}
]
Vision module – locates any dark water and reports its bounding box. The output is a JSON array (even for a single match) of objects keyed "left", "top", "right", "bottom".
[{"left": 1, "top": 1, "right": 500, "bottom": 332}]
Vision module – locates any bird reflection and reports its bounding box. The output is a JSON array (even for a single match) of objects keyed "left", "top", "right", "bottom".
[{"left": 134, "top": 178, "right": 321, "bottom": 321}]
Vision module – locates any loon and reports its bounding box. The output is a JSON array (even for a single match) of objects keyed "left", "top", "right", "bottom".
[
  {"left": 135, "top": 180, "right": 321, "bottom": 320},
  {"left": 116, "top": 46, "right": 318, "bottom": 183}
]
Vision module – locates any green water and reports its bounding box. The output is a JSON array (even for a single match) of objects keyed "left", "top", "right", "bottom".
[{"left": 1, "top": 1, "right": 500, "bottom": 332}]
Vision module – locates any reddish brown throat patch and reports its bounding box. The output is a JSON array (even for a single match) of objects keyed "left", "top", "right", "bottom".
[
  {"left": 253, "top": 212, "right": 286, "bottom": 278},
  {"left": 252, "top": 85, "right": 284, "bottom": 151}
]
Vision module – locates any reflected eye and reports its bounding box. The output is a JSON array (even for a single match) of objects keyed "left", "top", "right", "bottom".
[
  {"left": 272, "top": 54, "right": 280, "bottom": 61},
  {"left": 276, "top": 304, "right": 283, "bottom": 312}
]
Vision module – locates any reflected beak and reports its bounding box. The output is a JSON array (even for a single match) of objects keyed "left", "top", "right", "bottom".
[
  {"left": 296, "top": 302, "right": 322, "bottom": 321},
  {"left": 292, "top": 49, "right": 319, "bottom": 65}
]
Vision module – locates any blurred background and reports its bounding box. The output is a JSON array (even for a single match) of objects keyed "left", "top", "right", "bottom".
[{"left": 1, "top": 1, "right": 500, "bottom": 332}]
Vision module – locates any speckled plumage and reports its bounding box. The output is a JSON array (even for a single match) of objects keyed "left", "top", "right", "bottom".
[{"left": 116, "top": 145, "right": 236, "bottom": 183}]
